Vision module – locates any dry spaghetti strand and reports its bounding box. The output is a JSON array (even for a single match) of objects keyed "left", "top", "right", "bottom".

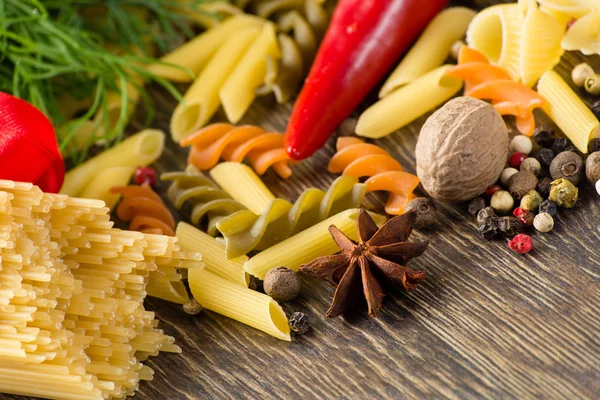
[
  {"left": 110, "top": 184, "right": 176, "bottom": 235},
  {"left": 180, "top": 123, "right": 294, "bottom": 178}
]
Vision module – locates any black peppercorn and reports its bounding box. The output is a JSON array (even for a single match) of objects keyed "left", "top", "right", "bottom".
[
  {"left": 477, "top": 206, "right": 496, "bottom": 224},
  {"left": 588, "top": 138, "right": 600, "bottom": 153},
  {"left": 552, "top": 137, "right": 572, "bottom": 154},
  {"left": 592, "top": 100, "right": 600, "bottom": 119},
  {"left": 478, "top": 217, "right": 499, "bottom": 240},
  {"left": 468, "top": 197, "right": 486, "bottom": 216},
  {"left": 497, "top": 216, "right": 521, "bottom": 237},
  {"left": 534, "top": 130, "right": 555, "bottom": 148},
  {"left": 289, "top": 312, "right": 310, "bottom": 334},
  {"left": 549, "top": 151, "right": 583, "bottom": 185},
  {"left": 508, "top": 171, "right": 538, "bottom": 200},
  {"left": 539, "top": 199, "right": 558, "bottom": 216},
  {"left": 537, "top": 148, "right": 555, "bottom": 168},
  {"left": 248, "top": 276, "right": 264, "bottom": 293},
  {"left": 537, "top": 177, "right": 553, "bottom": 197}
]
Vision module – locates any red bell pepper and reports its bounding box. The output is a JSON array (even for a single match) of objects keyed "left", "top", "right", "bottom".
[
  {"left": 284, "top": 0, "right": 449, "bottom": 160},
  {"left": 0, "top": 92, "right": 65, "bottom": 192}
]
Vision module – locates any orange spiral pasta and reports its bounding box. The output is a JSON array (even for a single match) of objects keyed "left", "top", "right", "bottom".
[
  {"left": 110, "top": 184, "right": 176, "bottom": 236},
  {"left": 180, "top": 123, "right": 294, "bottom": 179},
  {"left": 328, "top": 137, "right": 420, "bottom": 215}
]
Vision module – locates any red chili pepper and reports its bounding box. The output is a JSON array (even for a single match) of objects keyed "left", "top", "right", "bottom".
[
  {"left": 284, "top": 0, "right": 449, "bottom": 160},
  {"left": 0, "top": 92, "right": 64, "bottom": 192}
]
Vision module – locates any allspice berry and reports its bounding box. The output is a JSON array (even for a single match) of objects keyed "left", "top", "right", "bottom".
[
  {"left": 549, "top": 178, "right": 578, "bottom": 208},
  {"left": 405, "top": 197, "right": 437, "bottom": 228},
  {"left": 264, "top": 267, "right": 301, "bottom": 302},
  {"left": 533, "top": 213, "right": 554, "bottom": 233},
  {"left": 520, "top": 157, "right": 541, "bottom": 176},
  {"left": 508, "top": 171, "right": 538, "bottom": 200},
  {"left": 490, "top": 190, "right": 514, "bottom": 214},
  {"left": 520, "top": 190, "right": 542, "bottom": 211},
  {"left": 586, "top": 151, "right": 600, "bottom": 184},
  {"left": 550, "top": 151, "right": 583, "bottom": 185}
]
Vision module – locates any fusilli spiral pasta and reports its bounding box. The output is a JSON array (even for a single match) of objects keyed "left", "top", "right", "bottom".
[
  {"left": 161, "top": 165, "right": 248, "bottom": 236},
  {"left": 110, "top": 184, "right": 176, "bottom": 236},
  {"left": 180, "top": 123, "right": 294, "bottom": 179},
  {"left": 216, "top": 175, "right": 366, "bottom": 258},
  {"left": 328, "top": 137, "right": 420, "bottom": 216}
]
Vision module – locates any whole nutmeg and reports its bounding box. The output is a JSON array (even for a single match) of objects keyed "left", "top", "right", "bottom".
[
  {"left": 586, "top": 151, "right": 600, "bottom": 184},
  {"left": 508, "top": 171, "right": 538, "bottom": 200},
  {"left": 490, "top": 190, "right": 514, "bottom": 214},
  {"left": 549, "top": 178, "right": 578, "bottom": 208},
  {"left": 520, "top": 157, "right": 541, "bottom": 176},
  {"left": 550, "top": 151, "right": 583, "bottom": 185},
  {"left": 416, "top": 97, "right": 509, "bottom": 201},
  {"left": 404, "top": 197, "right": 437, "bottom": 228},
  {"left": 264, "top": 267, "right": 301, "bottom": 302}
]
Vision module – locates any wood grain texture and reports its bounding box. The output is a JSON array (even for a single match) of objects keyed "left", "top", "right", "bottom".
[{"left": 3, "top": 1, "right": 599, "bottom": 399}]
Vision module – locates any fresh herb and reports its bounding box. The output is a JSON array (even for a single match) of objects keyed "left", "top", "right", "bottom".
[{"left": 0, "top": 0, "right": 221, "bottom": 165}]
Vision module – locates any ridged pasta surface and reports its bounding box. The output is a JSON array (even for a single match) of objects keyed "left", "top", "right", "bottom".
[
  {"left": 216, "top": 176, "right": 366, "bottom": 259},
  {"left": 180, "top": 123, "right": 294, "bottom": 179},
  {"left": 328, "top": 137, "right": 420, "bottom": 216},
  {"left": 161, "top": 165, "right": 248, "bottom": 236}
]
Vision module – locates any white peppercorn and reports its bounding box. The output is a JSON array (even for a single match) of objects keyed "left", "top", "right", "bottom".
[
  {"left": 572, "top": 63, "right": 594, "bottom": 87},
  {"left": 533, "top": 212, "right": 554, "bottom": 233},
  {"left": 585, "top": 74, "right": 600, "bottom": 96},
  {"left": 510, "top": 135, "right": 533, "bottom": 155},
  {"left": 500, "top": 167, "right": 519, "bottom": 186},
  {"left": 520, "top": 157, "right": 541, "bottom": 176},
  {"left": 491, "top": 190, "right": 514, "bottom": 214}
]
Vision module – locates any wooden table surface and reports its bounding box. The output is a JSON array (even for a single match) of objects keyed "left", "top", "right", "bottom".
[{"left": 3, "top": 1, "right": 600, "bottom": 399}]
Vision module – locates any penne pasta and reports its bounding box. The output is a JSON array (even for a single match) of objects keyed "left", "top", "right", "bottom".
[
  {"left": 210, "top": 162, "right": 275, "bottom": 214},
  {"left": 148, "top": 14, "right": 264, "bottom": 82},
  {"left": 356, "top": 66, "right": 462, "bottom": 139},
  {"left": 176, "top": 222, "right": 249, "bottom": 286},
  {"left": 537, "top": 70, "right": 599, "bottom": 154},
  {"left": 244, "top": 209, "right": 386, "bottom": 279},
  {"left": 146, "top": 278, "right": 191, "bottom": 305},
  {"left": 188, "top": 269, "right": 290, "bottom": 341},
  {"left": 219, "top": 22, "right": 281, "bottom": 123},
  {"left": 379, "top": 7, "right": 476, "bottom": 97},
  {"left": 61, "top": 130, "right": 165, "bottom": 197},
  {"left": 170, "top": 27, "right": 262, "bottom": 141},
  {"left": 79, "top": 166, "right": 134, "bottom": 210}
]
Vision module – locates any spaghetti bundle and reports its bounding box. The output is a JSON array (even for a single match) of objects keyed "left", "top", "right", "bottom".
[
  {"left": 161, "top": 165, "right": 248, "bottom": 236},
  {"left": 0, "top": 180, "right": 202, "bottom": 399},
  {"left": 181, "top": 123, "right": 294, "bottom": 179},
  {"left": 328, "top": 137, "right": 419, "bottom": 215}
]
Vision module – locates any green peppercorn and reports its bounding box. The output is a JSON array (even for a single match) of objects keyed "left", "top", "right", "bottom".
[
  {"left": 508, "top": 171, "right": 538, "bottom": 200},
  {"left": 572, "top": 63, "right": 595, "bottom": 87},
  {"left": 533, "top": 212, "right": 554, "bottom": 233},
  {"left": 550, "top": 151, "right": 583, "bottom": 185},
  {"left": 491, "top": 190, "right": 514, "bottom": 214},
  {"left": 585, "top": 74, "right": 600, "bottom": 95},
  {"left": 520, "top": 190, "right": 542, "bottom": 211},
  {"left": 520, "top": 157, "right": 541, "bottom": 176},
  {"left": 549, "top": 178, "right": 578, "bottom": 208},
  {"left": 586, "top": 151, "right": 600, "bottom": 185},
  {"left": 405, "top": 197, "right": 437, "bottom": 228},
  {"left": 468, "top": 197, "right": 486, "bottom": 216},
  {"left": 264, "top": 267, "right": 301, "bottom": 302}
]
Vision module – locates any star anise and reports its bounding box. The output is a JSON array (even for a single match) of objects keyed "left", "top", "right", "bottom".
[{"left": 300, "top": 209, "right": 428, "bottom": 318}]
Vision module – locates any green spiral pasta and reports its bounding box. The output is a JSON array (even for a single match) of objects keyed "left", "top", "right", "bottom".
[
  {"left": 161, "top": 165, "right": 247, "bottom": 236},
  {"left": 216, "top": 176, "right": 366, "bottom": 259}
]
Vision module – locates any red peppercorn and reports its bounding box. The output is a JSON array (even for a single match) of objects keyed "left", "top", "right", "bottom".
[
  {"left": 134, "top": 166, "right": 156, "bottom": 186},
  {"left": 508, "top": 152, "right": 527, "bottom": 169},
  {"left": 508, "top": 234, "right": 533, "bottom": 254},
  {"left": 512, "top": 207, "right": 534, "bottom": 225},
  {"left": 566, "top": 18, "right": 576, "bottom": 30},
  {"left": 485, "top": 185, "right": 501, "bottom": 198}
]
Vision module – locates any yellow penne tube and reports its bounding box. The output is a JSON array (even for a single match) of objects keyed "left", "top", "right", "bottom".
[
  {"left": 210, "top": 162, "right": 275, "bottom": 214},
  {"left": 219, "top": 22, "right": 281, "bottom": 123},
  {"left": 188, "top": 269, "right": 290, "bottom": 341},
  {"left": 146, "top": 279, "right": 190, "bottom": 305},
  {"left": 61, "top": 130, "right": 164, "bottom": 197},
  {"left": 356, "top": 66, "right": 462, "bottom": 139},
  {"left": 148, "top": 15, "right": 264, "bottom": 82},
  {"left": 176, "top": 222, "right": 249, "bottom": 286},
  {"left": 379, "top": 7, "right": 476, "bottom": 97},
  {"left": 170, "top": 27, "right": 261, "bottom": 141},
  {"left": 244, "top": 209, "right": 386, "bottom": 279},
  {"left": 538, "top": 70, "right": 600, "bottom": 154},
  {"left": 78, "top": 166, "right": 134, "bottom": 210}
]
